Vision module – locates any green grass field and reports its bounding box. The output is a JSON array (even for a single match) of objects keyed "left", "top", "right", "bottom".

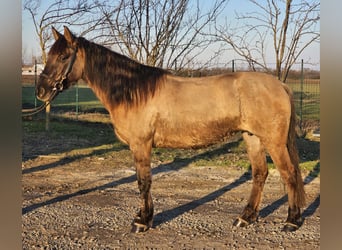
[{"left": 22, "top": 85, "right": 105, "bottom": 112}]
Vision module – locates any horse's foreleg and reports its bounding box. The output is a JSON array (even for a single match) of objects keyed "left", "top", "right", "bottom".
[
  {"left": 131, "top": 144, "right": 154, "bottom": 233},
  {"left": 133, "top": 163, "right": 153, "bottom": 232},
  {"left": 234, "top": 132, "right": 268, "bottom": 227}
]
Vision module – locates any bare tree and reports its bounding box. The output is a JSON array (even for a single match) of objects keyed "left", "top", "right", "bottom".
[
  {"left": 23, "top": 0, "right": 101, "bottom": 64},
  {"left": 214, "top": 0, "right": 320, "bottom": 82},
  {"left": 96, "top": 0, "right": 227, "bottom": 70}
]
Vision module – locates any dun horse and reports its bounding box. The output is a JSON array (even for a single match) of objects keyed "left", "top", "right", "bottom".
[{"left": 37, "top": 26, "right": 305, "bottom": 233}]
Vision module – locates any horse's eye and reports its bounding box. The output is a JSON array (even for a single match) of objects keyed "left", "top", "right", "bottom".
[{"left": 59, "top": 54, "right": 69, "bottom": 61}]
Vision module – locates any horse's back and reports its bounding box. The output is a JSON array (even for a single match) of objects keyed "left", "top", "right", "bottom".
[{"left": 159, "top": 72, "right": 289, "bottom": 124}]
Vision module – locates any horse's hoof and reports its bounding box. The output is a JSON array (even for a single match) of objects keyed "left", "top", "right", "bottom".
[
  {"left": 131, "top": 221, "right": 149, "bottom": 233},
  {"left": 282, "top": 222, "right": 299, "bottom": 232},
  {"left": 233, "top": 217, "right": 249, "bottom": 227}
]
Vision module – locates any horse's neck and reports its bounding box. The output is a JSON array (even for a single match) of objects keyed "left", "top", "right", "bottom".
[
  {"left": 80, "top": 41, "right": 166, "bottom": 113},
  {"left": 81, "top": 60, "right": 111, "bottom": 111}
]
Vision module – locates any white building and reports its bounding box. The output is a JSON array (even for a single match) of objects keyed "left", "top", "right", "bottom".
[{"left": 22, "top": 64, "right": 44, "bottom": 75}]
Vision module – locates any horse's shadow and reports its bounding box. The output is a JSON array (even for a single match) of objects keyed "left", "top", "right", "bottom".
[
  {"left": 153, "top": 162, "right": 320, "bottom": 228},
  {"left": 259, "top": 161, "right": 320, "bottom": 220},
  {"left": 22, "top": 140, "right": 243, "bottom": 215},
  {"left": 22, "top": 143, "right": 128, "bottom": 175},
  {"left": 153, "top": 170, "right": 251, "bottom": 227}
]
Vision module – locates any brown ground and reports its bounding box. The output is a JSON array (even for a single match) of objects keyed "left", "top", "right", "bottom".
[{"left": 22, "top": 120, "right": 320, "bottom": 249}]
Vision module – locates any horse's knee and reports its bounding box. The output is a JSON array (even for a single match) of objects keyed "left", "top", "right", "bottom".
[{"left": 253, "top": 169, "right": 268, "bottom": 185}]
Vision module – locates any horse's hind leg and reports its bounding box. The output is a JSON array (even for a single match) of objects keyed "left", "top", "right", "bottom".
[
  {"left": 234, "top": 132, "right": 268, "bottom": 227},
  {"left": 130, "top": 143, "right": 154, "bottom": 233},
  {"left": 266, "top": 143, "right": 305, "bottom": 232}
]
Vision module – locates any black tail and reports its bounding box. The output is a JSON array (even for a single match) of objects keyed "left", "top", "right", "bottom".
[{"left": 283, "top": 84, "right": 306, "bottom": 207}]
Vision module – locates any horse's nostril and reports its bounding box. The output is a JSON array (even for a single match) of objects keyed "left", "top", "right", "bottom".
[{"left": 37, "top": 87, "right": 45, "bottom": 98}]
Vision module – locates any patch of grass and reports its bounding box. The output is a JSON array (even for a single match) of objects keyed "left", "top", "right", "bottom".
[
  {"left": 23, "top": 119, "right": 112, "bottom": 141},
  {"left": 193, "top": 157, "right": 250, "bottom": 169},
  {"left": 151, "top": 139, "right": 250, "bottom": 169},
  {"left": 300, "top": 160, "right": 320, "bottom": 177},
  {"left": 23, "top": 119, "right": 46, "bottom": 133},
  {"left": 22, "top": 118, "right": 123, "bottom": 152},
  {"left": 152, "top": 148, "right": 189, "bottom": 163}
]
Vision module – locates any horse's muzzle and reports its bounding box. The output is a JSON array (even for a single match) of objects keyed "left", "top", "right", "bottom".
[{"left": 36, "top": 87, "right": 46, "bottom": 101}]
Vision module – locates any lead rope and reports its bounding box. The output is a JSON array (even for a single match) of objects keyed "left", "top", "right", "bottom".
[
  {"left": 22, "top": 102, "right": 50, "bottom": 117},
  {"left": 22, "top": 84, "right": 60, "bottom": 117}
]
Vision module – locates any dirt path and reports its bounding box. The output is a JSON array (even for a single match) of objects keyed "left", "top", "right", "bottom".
[{"left": 22, "top": 148, "right": 320, "bottom": 249}]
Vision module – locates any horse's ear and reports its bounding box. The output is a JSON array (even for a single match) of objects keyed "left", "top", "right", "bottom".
[
  {"left": 63, "top": 26, "right": 76, "bottom": 47},
  {"left": 52, "top": 26, "right": 62, "bottom": 41}
]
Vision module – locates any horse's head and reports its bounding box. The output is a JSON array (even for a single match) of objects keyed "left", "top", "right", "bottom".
[{"left": 36, "top": 26, "right": 83, "bottom": 102}]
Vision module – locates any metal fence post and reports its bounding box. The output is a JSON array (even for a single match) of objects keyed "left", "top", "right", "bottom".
[
  {"left": 45, "top": 103, "right": 50, "bottom": 131},
  {"left": 34, "top": 59, "right": 37, "bottom": 108},
  {"left": 75, "top": 82, "right": 79, "bottom": 120},
  {"left": 300, "top": 59, "right": 304, "bottom": 130}
]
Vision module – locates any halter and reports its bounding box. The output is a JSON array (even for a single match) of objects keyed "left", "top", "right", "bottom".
[{"left": 22, "top": 46, "right": 78, "bottom": 117}]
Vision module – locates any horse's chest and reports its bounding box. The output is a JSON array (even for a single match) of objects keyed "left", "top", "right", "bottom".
[{"left": 113, "top": 129, "right": 130, "bottom": 145}]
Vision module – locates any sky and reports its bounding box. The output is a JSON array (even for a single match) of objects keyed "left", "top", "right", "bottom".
[{"left": 22, "top": 0, "right": 320, "bottom": 70}]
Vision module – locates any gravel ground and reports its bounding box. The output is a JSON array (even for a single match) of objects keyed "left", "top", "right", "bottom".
[{"left": 22, "top": 153, "right": 320, "bottom": 249}]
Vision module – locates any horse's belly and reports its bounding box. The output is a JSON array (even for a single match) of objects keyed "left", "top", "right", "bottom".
[{"left": 153, "top": 118, "right": 240, "bottom": 148}]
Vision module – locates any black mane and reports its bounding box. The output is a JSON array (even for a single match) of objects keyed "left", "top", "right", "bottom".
[{"left": 77, "top": 37, "right": 167, "bottom": 107}]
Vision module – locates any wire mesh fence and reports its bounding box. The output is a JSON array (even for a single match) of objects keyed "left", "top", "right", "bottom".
[{"left": 286, "top": 79, "right": 320, "bottom": 130}]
